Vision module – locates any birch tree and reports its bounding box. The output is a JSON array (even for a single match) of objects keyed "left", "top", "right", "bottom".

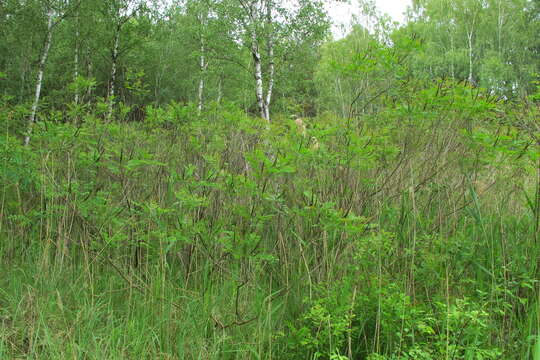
[
  {"left": 197, "top": 11, "right": 208, "bottom": 114},
  {"left": 454, "top": 0, "right": 484, "bottom": 86},
  {"left": 223, "top": 0, "right": 327, "bottom": 121},
  {"left": 263, "top": 0, "right": 275, "bottom": 120},
  {"left": 24, "top": 0, "right": 81, "bottom": 146},
  {"left": 409, "top": 0, "right": 535, "bottom": 94},
  {"left": 185, "top": 0, "right": 211, "bottom": 114},
  {"left": 238, "top": 0, "right": 269, "bottom": 119}
]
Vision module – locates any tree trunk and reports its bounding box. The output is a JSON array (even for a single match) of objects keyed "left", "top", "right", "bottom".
[
  {"left": 264, "top": 44, "right": 274, "bottom": 121},
  {"left": 107, "top": 25, "right": 120, "bottom": 121},
  {"left": 197, "top": 35, "right": 206, "bottom": 114},
  {"left": 25, "top": 9, "right": 54, "bottom": 146},
  {"left": 251, "top": 41, "right": 266, "bottom": 119},
  {"left": 196, "top": 6, "right": 208, "bottom": 114},
  {"left": 249, "top": 1, "right": 267, "bottom": 120},
  {"left": 251, "top": 39, "right": 265, "bottom": 120},
  {"left": 466, "top": 11, "right": 478, "bottom": 86},
  {"left": 467, "top": 30, "right": 474, "bottom": 85},
  {"left": 264, "top": 0, "right": 274, "bottom": 121}
]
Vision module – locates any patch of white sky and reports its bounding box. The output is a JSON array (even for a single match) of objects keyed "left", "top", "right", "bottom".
[{"left": 326, "top": 0, "right": 413, "bottom": 38}]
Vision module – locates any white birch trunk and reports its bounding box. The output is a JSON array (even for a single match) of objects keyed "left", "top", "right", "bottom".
[
  {"left": 251, "top": 39, "right": 265, "bottom": 120},
  {"left": 466, "top": 11, "right": 478, "bottom": 86},
  {"left": 249, "top": 1, "right": 266, "bottom": 120},
  {"left": 197, "top": 34, "right": 206, "bottom": 114},
  {"left": 264, "top": 52, "right": 273, "bottom": 120},
  {"left": 197, "top": 6, "right": 207, "bottom": 114},
  {"left": 263, "top": 0, "right": 274, "bottom": 121},
  {"left": 25, "top": 9, "right": 54, "bottom": 146},
  {"left": 107, "top": 26, "right": 120, "bottom": 121},
  {"left": 467, "top": 30, "right": 474, "bottom": 85},
  {"left": 252, "top": 39, "right": 265, "bottom": 119}
]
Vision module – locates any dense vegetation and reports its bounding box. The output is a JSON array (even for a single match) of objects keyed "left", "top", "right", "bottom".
[{"left": 1, "top": 0, "right": 540, "bottom": 359}]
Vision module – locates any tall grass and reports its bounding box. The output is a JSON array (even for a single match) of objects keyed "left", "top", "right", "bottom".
[{"left": 1, "top": 93, "right": 539, "bottom": 358}]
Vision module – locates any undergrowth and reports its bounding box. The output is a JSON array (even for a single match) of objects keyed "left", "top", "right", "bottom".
[{"left": 1, "top": 83, "right": 540, "bottom": 359}]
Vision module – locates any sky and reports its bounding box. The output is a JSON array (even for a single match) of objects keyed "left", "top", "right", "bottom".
[{"left": 326, "top": 0, "right": 413, "bottom": 38}]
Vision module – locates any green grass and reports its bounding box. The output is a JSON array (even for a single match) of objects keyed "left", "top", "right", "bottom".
[{"left": 1, "top": 98, "right": 539, "bottom": 358}]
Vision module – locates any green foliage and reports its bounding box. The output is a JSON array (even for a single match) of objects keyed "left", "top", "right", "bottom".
[
  {"left": 144, "top": 102, "right": 199, "bottom": 130},
  {"left": 0, "top": 87, "right": 537, "bottom": 358},
  {"left": 406, "top": 0, "right": 538, "bottom": 95},
  {"left": 283, "top": 291, "right": 354, "bottom": 360},
  {"left": 0, "top": 1, "right": 539, "bottom": 358},
  {"left": 283, "top": 281, "right": 503, "bottom": 359}
]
